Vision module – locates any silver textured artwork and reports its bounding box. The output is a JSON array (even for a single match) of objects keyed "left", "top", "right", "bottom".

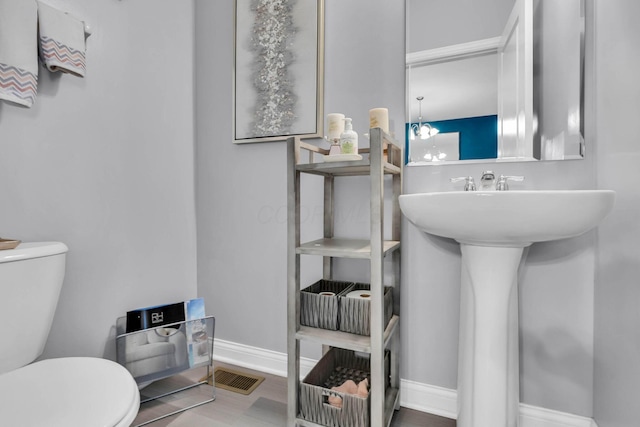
[
  {"left": 250, "top": 0, "right": 297, "bottom": 137},
  {"left": 234, "top": 0, "right": 324, "bottom": 143}
]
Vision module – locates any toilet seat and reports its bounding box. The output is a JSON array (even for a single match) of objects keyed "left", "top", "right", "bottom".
[{"left": 0, "top": 357, "right": 140, "bottom": 427}]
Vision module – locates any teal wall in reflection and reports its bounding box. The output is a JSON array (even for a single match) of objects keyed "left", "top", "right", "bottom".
[{"left": 406, "top": 115, "right": 498, "bottom": 162}]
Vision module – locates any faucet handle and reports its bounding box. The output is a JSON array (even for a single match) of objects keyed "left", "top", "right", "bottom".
[
  {"left": 450, "top": 176, "right": 476, "bottom": 191},
  {"left": 496, "top": 175, "right": 524, "bottom": 191}
]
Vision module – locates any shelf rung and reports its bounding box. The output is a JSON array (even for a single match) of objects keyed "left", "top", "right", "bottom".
[{"left": 384, "top": 315, "right": 400, "bottom": 349}]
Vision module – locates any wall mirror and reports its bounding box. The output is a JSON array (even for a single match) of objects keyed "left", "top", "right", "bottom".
[{"left": 405, "top": 0, "right": 586, "bottom": 165}]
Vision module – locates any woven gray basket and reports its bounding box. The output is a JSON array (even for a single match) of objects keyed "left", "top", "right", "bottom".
[
  {"left": 339, "top": 283, "right": 394, "bottom": 336},
  {"left": 299, "top": 348, "right": 371, "bottom": 427},
  {"left": 301, "top": 280, "right": 354, "bottom": 330}
]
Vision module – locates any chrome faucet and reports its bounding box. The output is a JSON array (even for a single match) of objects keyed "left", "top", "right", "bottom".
[
  {"left": 451, "top": 171, "right": 524, "bottom": 191},
  {"left": 479, "top": 171, "right": 496, "bottom": 191}
]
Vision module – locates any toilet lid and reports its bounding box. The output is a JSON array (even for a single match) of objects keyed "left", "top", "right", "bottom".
[{"left": 0, "top": 357, "right": 140, "bottom": 427}]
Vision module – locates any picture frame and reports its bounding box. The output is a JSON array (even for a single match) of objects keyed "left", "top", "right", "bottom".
[{"left": 233, "top": 0, "right": 325, "bottom": 144}]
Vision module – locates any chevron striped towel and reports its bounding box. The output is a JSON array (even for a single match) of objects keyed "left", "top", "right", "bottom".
[
  {"left": 37, "top": 1, "right": 86, "bottom": 77},
  {"left": 0, "top": 0, "right": 39, "bottom": 107}
]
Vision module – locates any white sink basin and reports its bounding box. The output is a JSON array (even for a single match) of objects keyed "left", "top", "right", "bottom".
[
  {"left": 399, "top": 190, "right": 616, "bottom": 247},
  {"left": 399, "top": 189, "right": 615, "bottom": 427}
]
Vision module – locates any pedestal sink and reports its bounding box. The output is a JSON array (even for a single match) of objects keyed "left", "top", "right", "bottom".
[{"left": 399, "top": 190, "right": 615, "bottom": 427}]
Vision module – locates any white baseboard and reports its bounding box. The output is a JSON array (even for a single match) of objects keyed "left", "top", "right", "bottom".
[
  {"left": 212, "top": 338, "right": 316, "bottom": 378},
  {"left": 519, "top": 404, "right": 598, "bottom": 427},
  {"left": 399, "top": 378, "right": 457, "bottom": 419},
  {"left": 212, "top": 338, "right": 598, "bottom": 427}
]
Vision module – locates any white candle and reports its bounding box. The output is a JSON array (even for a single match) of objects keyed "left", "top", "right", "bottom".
[
  {"left": 369, "top": 108, "right": 389, "bottom": 134},
  {"left": 327, "top": 113, "right": 345, "bottom": 140}
]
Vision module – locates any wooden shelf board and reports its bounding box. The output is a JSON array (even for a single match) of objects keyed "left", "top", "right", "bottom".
[
  {"left": 297, "top": 315, "right": 399, "bottom": 353},
  {"left": 297, "top": 238, "right": 400, "bottom": 259},
  {"left": 296, "top": 160, "right": 401, "bottom": 176}
]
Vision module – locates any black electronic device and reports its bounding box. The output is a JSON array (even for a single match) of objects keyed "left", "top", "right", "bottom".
[{"left": 125, "top": 301, "right": 186, "bottom": 333}]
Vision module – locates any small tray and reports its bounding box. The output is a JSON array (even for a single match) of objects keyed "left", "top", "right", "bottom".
[
  {"left": 0, "top": 239, "right": 20, "bottom": 250},
  {"left": 322, "top": 154, "right": 363, "bottom": 162}
]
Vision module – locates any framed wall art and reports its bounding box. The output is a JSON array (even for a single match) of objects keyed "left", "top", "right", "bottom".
[{"left": 233, "top": 0, "right": 325, "bottom": 143}]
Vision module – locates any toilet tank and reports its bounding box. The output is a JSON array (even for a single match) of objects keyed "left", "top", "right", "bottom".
[{"left": 0, "top": 242, "right": 68, "bottom": 374}]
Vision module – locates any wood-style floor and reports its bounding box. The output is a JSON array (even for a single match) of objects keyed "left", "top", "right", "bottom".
[{"left": 132, "top": 362, "right": 456, "bottom": 427}]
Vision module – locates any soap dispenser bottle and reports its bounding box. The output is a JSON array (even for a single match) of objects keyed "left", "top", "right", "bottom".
[{"left": 340, "top": 118, "right": 358, "bottom": 154}]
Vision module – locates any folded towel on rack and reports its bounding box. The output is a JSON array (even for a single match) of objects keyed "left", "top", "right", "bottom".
[
  {"left": 37, "top": 1, "right": 86, "bottom": 77},
  {"left": 0, "top": 0, "right": 39, "bottom": 107}
]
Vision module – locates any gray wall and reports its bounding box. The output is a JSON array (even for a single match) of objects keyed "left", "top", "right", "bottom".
[
  {"left": 0, "top": 0, "right": 198, "bottom": 360},
  {"left": 593, "top": 1, "right": 640, "bottom": 426}
]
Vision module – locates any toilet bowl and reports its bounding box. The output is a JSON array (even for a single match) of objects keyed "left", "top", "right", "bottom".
[
  {"left": 0, "top": 242, "right": 140, "bottom": 426},
  {"left": 0, "top": 358, "right": 140, "bottom": 427}
]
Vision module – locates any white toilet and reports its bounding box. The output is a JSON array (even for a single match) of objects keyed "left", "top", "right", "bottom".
[{"left": 0, "top": 242, "right": 140, "bottom": 427}]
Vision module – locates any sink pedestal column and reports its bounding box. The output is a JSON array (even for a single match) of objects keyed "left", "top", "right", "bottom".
[{"left": 457, "top": 243, "right": 528, "bottom": 427}]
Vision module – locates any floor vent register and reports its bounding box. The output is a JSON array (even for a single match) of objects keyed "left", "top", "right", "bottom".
[{"left": 206, "top": 367, "right": 265, "bottom": 395}]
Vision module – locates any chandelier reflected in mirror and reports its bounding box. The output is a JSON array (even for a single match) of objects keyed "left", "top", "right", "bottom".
[{"left": 409, "top": 96, "right": 439, "bottom": 140}]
